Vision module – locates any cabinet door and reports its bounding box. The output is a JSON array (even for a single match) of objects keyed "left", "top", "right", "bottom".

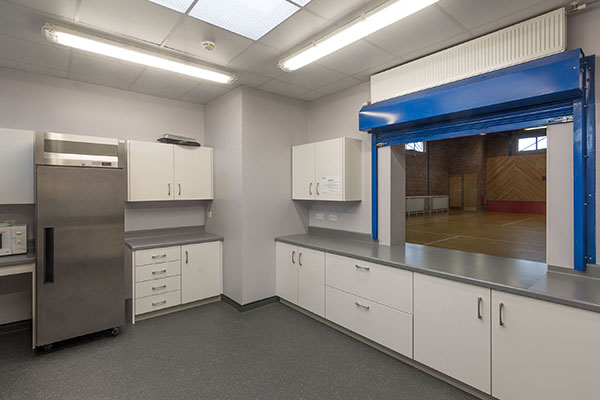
[
  {"left": 128, "top": 141, "right": 174, "bottom": 201},
  {"left": 292, "top": 143, "right": 315, "bottom": 200},
  {"left": 492, "top": 291, "right": 600, "bottom": 400},
  {"left": 414, "top": 274, "right": 491, "bottom": 394},
  {"left": 181, "top": 242, "right": 221, "bottom": 304},
  {"left": 0, "top": 129, "right": 34, "bottom": 204},
  {"left": 275, "top": 242, "right": 298, "bottom": 304},
  {"left": 174, "top": 146, "right": 213, "bottom": 200},
  {"left": 315, "top": 138, "right": 344, "bottom": 201},
  {"left": 297, "top": 247, "right": 325, "bottom": 317}
]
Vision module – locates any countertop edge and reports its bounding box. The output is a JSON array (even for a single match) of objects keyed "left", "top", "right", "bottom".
[
  {"left": 274, "top": 237, "right": 600, "bottom": 314},
  {"left": 125, "top": 235, "right": 223, "bottom": 251}
]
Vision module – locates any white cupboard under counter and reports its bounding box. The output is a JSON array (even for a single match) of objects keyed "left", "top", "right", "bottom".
[{"left": 125, "top": 227, "right": 223, "bottom": 323}]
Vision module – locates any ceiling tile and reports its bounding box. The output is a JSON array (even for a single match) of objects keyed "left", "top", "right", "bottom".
[
  {"left": 438, "top": 0, "right": 546, "bottom": 31},
  {"left": 232, "top": 70, "right": 272, "bottom": 88},
  {"left": 180, "top": 81, "right": 232, "bottom": 104},
  {"left": 228, "top": 43, "right": 284, "bottom": 78},
  {"left": 352, "top": 58, "right": 403, "bottom": 81},
  {"left": 68, "top": 51, "right": 143, "bottom": 90},
  {"left": 468, "top": 0, "right": 570, "bottom": 37},
  {"left": 297, "top": 90, "right": 325, "bottom": 101},
  {"left": 5, "top": 0, "right": 78, "bottom": 19},
  {"left": 305, "top": 0, "right": 367, "bottom": 21},
  {"left": 0, "top": 2, "right": 66, "bottom": 47},
  {"left": 259, "top": 79, "right": 309, "bottom": 97},
  {"left": 165, "top": 17, "right": 253, "bottom": 65},
  {"left": 259, "top": 9, "right": 329, "bottom": 51},
  {"left": 317, "top": 39, "right": 395, "bottom": 76},
  {"left": 78, "top": 0, "right": 182, "bottom": 44},
  {"left": 0, "top": 58, "right": 68, "bottom": 79},
  {"left": 317, "top": 76, "right": 363, "bottom": 95},
  {"left": 130, "top": 69, "right": 200, "bottom": 99},
  {"left": 278, "top": 63, "right": 345, "bottom": 90},
  {"left": 0, "top": 34, "right": 70, "bottom": 70},
  {"left": 366, "top": 6, "right": 466, "bottom": 57}
]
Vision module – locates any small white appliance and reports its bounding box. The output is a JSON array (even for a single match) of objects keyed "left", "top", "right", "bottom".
[{"left": 0, "top": 225, "right": 27, "bottom": 256}]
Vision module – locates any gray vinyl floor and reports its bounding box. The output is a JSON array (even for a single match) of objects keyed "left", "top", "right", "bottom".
[{"left": 0, "top": 301, "right": 476, "bottom": 400}]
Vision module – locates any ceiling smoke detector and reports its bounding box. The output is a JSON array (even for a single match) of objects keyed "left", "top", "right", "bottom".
[{"left": 202, "top": 41, "right": 216, "bottom": 51}]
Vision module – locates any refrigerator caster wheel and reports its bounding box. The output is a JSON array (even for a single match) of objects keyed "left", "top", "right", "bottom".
[
  {"left": 43, "top": 344, "right": 53, "bottom": 351},
  {"left": 111, "top": 327, "right": 120, "bottom": 337}
]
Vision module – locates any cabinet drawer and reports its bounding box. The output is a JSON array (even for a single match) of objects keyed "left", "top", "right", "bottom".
[
  {"left": 136, "top": 260, "right": 181, "bottom": 282},
  {"left": 135, "top": 276, "right": 180, "bottom": 299},
  {"left": 135, "top": 290, "right": 181, "bottom": 315},
  {"left": 326, "top": 286, "right": 413, "bottom": 358},
  {"left": 135, "top": 246, "right": 180, "bottom": 266},
  {"left": 326, "top": 254, "right": 413, "bottom": 313}
]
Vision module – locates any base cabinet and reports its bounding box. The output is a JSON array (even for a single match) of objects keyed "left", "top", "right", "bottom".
[
  {"left": 181, "top": 242, "right": 222, "bottom": 304},
  {"left": 414, "top": 274, "right": 491, "bottom": 394},
  {"left": 275, "top": 242, "right": 325, "bottom": 317},
  {"left": 491, "top": 291, "right": 600, "bottom": 400}
]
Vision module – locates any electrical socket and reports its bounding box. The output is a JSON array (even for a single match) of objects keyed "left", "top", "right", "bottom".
[
  {"left": 328, "top": 214, "right": 338, "bottom": 222},
  {"left": 207, "top": 211, "right": 213, "bottom": 219},
  {"left": 316, "top": 213, "right": 325, "bottom": 221}
]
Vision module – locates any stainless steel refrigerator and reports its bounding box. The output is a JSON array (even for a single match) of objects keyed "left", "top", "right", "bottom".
[{"left": 35, "top": 132, "right": 126, "bottom": 348}]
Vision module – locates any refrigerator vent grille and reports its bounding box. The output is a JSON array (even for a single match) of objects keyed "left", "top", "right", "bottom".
[{"left": 370, "top": 8, "right": 566, "bottom": 103}]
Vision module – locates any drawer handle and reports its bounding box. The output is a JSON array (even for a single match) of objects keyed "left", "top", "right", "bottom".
[
  {"left": 499, "top": 302, "right": 505, "bottom": 326},
  {"left": 152, "top": 300, "right": 167, "bottom": 307},
  {"left": 152, "top": 254, "right": 167, "bottom": 259},
  {"left": 477, "top": 297, "right": 483, "bottom": 320},
  {"left": 152, "top": 269, "right": 167, "bottom": 275},
  {"left": 185, "top": 250, "right": 189, "bottom": 264},
  {"left": 355, "top": 264, "right": 370, "bottom": 271},
  {"left": 152, "top": 285, "right": 167, "bottom": 291},
  {"left": 354, "top": 301, "right": 370, "bottom": 310}
]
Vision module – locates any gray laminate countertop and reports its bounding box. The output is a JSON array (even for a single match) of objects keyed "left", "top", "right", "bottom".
[
  {"left": 275, "top": 232, "right": 600, "bottom": 313},
  {"left": 0, "top": 249, "right": 35, "bottom": 268},
  {"left": 125, "top": 226, "right": 223, "bottom": 251}
]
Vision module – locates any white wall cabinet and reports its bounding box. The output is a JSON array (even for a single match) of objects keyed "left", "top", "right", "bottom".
[
  {"left": 132, "top": 241, "right": 222, "bottom": 322},
  {"left": 181, "top": 241, "right": 221, "bottom": 304},
  {"left": 128, "top": 141, "right": 213, "bottom": 202},
  {"left": 0, "top": 129, "right": 34, "bottom": 204},
  {"left": 414, "top": 274, "right": 491, "bottom": 394},
  {"left": 491, "top": 291, "right": 600, "bottom": 400},
  {"left": 275, "top": 242, "right": 325, "bottom": 317},
  {"left": 292, "top": 137, "right": 361, "bottom": 201}
]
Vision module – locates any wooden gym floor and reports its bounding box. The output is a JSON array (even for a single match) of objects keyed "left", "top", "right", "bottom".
[{"left": 406, "top": 210, "right": 546, "bottom": 263}]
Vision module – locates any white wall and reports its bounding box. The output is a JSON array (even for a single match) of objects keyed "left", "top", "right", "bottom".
[
  {"left": 567, "top": 5, "right": 600, "bottom": 263},
  {"left": 204, "top": 89, "right": 244, "bottom": 304},
  {"left": 307, "top": 83, "right": 372, "bottom": 234},
  {"left": 241, "top": 88, "right": 309, "bottom": 304}
]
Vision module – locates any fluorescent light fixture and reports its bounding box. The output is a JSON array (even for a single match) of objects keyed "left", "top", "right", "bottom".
[
  {"left": 147, "top": 0, "right": 195, "bottom": 13},
  {"left": 189, "top": 0, "right": 299, "bottom": 40},
  {"left": 42, "top": 24, "right": 236, "bottom": 84},
  {"left": 279, "top": 0, "right": 439, "bottom": 71},
  {"left": 525, "top": 126, "right": 548, "bottom": 131}
]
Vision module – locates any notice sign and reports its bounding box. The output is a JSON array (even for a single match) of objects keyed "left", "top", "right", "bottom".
[{"left": 320, "top": 176, "right": 341, "bottom": 195}]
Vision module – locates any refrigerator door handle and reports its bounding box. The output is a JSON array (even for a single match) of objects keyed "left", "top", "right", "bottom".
[{"left": 44, "top": 227, "right": 55, "bottom": 284}]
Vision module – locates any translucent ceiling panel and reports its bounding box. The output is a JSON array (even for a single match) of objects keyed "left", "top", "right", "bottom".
[
  {"left": 289, "top": 0, "right": 312, "bottom": 5},
  {"left": 148, "top": 0, "right": 195, "bottom": 13},
  {"left": 189, "top": 0, "right": 299, "bottom": 40}
]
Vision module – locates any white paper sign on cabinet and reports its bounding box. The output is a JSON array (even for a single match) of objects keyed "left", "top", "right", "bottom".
[{"left": 320, "top": 176, "right": 341, "bottom": 194}]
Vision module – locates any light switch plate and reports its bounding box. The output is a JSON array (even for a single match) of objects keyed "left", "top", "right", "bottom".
[
  {"left": 207, "top": 211, "right": 213, "bottom": 218},
  {"left": 316, "top": 213, "right": 325, "bottom": 220},
  {"left": 328, "top": 214, "right": 338, "bottom": 222}
]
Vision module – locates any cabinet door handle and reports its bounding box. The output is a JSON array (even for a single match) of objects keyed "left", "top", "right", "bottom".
[
  {"left": 152, "top": 300, "right": 167, "bottom": 306},
  {"left": 309, "top": 182, "right": 313, "bottom": 195},
  {"left": 316, "top": 182, "right": 320, "bottom": 195},
  {"left": 152, "top": 269, "right": 167, "bottom": 275},
  {"left": 298, "top": 252, "right": 302, "bottom": 266},
  {"left": 152, "top": 284, "right": 167, "bottom": 291},
  {"left": 152, "top": 254, "right": 167, "bottom": 259},
  {"left": 354, "top": 301, "right": 370, "bottom": 310},
  {"left": 185, "top": 250, "right": 189, "bottom": 264},
  {"left": 168, "top": 183, "right": 171, "bottom": 196},
  {"left": 477, "top": 297, "right": 483, "bottom": 320},
  {"left": 291, "top": 250, "right": 296, "bottom": 264},
  {"left": 178, "top": 183, "right": 182, "bottom": 196},
  {"left": 499, "top": 302, "right": 505, "bottom": 326},
  {"left": 355, "top": 264, "right": 370, "bottom": 271}
]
